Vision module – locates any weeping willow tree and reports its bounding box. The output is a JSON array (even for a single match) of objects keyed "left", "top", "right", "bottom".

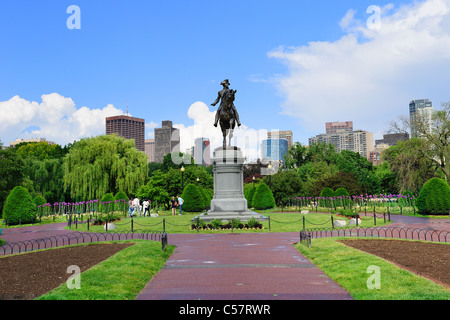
[{"left": 63, "top": 135, "right": 147, "bottom": 200}]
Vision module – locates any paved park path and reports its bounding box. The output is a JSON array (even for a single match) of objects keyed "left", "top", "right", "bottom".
[{"left": 136, "top": 232, "right": 352, "bottom": 300}]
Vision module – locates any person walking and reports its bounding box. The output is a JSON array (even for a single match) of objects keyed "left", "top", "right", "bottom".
[
  {"left": 143, "top": 199, "right": 150, "bottom": 217},
  {"left": 171, "top": 196, "right": 177, "bottom": 216},
  {"left": 177, "top": 195, "right": 184, "bottom": 215},
  {"left": 133, "top": 197, "right": 141, "bottom": 216}
]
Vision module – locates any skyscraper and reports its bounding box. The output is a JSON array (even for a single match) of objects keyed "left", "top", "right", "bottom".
[
  {"left": 194, "top": 137, "right": 211, "bottom": 166},
  {"left": 326, "top": 121, "right": 353, "bottom": 134},
  {"left": 261, "top": 138, "right": 289, "bottom": 164},
  {"left": 409, "top": 99, "right": 433, "bottom": 137},
  {"left": 144, "top": 139, "right": 155, "bottom": 163},
  {"left": 268, "top": 130, "right": 293, "bottom": 149},
  {"left": 154, "top": 121, "right": 180, "bottom": 163},
  {"left": 105, "top": 115, "right": 145, "bottom": 151},
  {"left": 309, "top": 122, "right": 374, "bottom": 158}
]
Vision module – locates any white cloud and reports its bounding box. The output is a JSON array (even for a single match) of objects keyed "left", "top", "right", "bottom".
[
  {"left": 174, "top": 101, "right": 268, "bottom": 162},
  {"left": 0, "top": 93, "right": 123, "bottom": 146},
  {"left": 268, "top": 0, "right": 450, "bottom": 138}
]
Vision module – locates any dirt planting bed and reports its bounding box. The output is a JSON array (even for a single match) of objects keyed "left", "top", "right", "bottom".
[
  {"left": 0, "top": 243, "right": 133, "bottom": 300},
  {"left": 340, "top": 239, "right": 450, "bottom": 288}
]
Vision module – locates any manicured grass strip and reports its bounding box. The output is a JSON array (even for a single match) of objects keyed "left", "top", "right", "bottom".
[
  {"left": 66, "top": 211, "right": 390, "bottom": 234},
  {"left": 37, "top": 240, "right": 174, "bottom": 300},
  {"left": 295, "top": 238, "right": 450, "bottom": 300}
]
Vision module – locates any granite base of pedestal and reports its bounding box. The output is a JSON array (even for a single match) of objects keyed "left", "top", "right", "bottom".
[{"left": 192, "top": 146, "right": 266, "bottom": 223}]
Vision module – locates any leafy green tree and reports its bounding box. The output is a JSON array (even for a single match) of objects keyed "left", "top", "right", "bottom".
[
  {"left": 252, "top": 183, "right": 275, "bottom": 210},
  {"left": 0, "top": 148, "right": 24, "bottom": 213},
  {"left": 284, "top": 143, "right": 311, "bottom": 169},
  {"left": 136, "top": 182, "right": 170, "bottom": 210},
  {"left": 263, "top": 170, "right": 303, "bottom": 207},
  {"left": 312, "top": 171, "right": 361, "bottom": 197},
  {"left": 63, "top": 135, "right": 147, "bottom": 200},
  {"left": 382, "top": 138, "right": 437, "bottom": 193},
  {"left": 416, "top": 178, "right": 450, "bottom": 215},
  {"left": 15, "top": 141, "right": 65, "bottom": 160},
  {"left": 2, "top": 186, "right": 36, "bottom": 225}
]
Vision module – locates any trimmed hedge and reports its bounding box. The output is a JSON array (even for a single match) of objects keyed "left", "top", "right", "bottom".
[
  {"left": 181, "top": 184, "right": 205, "bottom": 212},
  {"left": 252, "top": 183, "right": 275, "bottom": 210},
  {"left": 417, "top": 178, "right": 450, "bottom": 215},
  {"left": 2, "top": 186, "right": 36, "bottom": 225}
]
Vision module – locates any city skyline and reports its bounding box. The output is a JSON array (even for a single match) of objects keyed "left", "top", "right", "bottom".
[{"left": 1, "top": 1, "right": 450, "bottom": 161}]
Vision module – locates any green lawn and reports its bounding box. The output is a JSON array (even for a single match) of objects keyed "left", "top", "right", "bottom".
[
  {"left": 64, "top": 210, "right": 391, "bottom": 234},
  {"left": 295, "top": 238, "right": 450, "bottom": 300},
  {"left": 37, "top": 240, "right": 174, "bottom": 300}
]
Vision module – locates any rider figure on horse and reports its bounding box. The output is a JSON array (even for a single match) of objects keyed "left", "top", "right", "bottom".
[{"left": 212, "top": 79, "right": 241, "bottom": 127}]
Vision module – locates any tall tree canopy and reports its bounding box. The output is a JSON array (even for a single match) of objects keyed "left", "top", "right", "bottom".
[{"left": 63, "top": 135, "right": 147, "bottom": 200}]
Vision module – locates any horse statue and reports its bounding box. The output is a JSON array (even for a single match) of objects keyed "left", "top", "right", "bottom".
[{"left": 218, "top": 89, "right": 237, "bottom": 148}]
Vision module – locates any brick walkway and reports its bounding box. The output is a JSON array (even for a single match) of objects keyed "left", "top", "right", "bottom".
[{"left": 136, "top": 232, "right": 352, "bottom": 300}]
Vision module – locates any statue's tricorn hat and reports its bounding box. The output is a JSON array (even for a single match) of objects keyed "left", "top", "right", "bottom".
[{"left": 220, "top": 79, "right": 230, "bottom": 86}]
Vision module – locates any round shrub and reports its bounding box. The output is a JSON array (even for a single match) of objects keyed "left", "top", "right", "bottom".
[
  {"left": 100, "top": 193, "right": 115, "bottom": 213},
  {"left": 33, "top": 195, "right": 47, "bottom": 207},
  {"left": 417, "top": 178, "right": 450, "bottom": 215},
  {"left": 319, "top": 187, "right": 335, "bottom": 207},
  {"left": 245, "top": 184, "right": 258, "bottom": 208},
  {"left": 335, "top": 187, "right": 350, "bottom": 207},
  {"left": 2, "top": 186, "right": 36, "bottom": 225},
  {"left": 252, "top": 183, "right": 275, "bottom": 210},
  {"left": 114, "top": 191, "right": 128, "bottom": 212},
  {"left": 201, "top": 188, "right": 212, "bottom": 209},
  {"left": 181, "top": 184, "right": 205, "bottom": 212}
]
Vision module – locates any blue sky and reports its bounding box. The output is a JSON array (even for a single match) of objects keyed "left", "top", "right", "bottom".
[{"left": 1, "top": 0, "right": 450, "bottom": 160}]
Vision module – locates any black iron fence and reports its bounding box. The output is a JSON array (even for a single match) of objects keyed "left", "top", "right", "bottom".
[
  {"left": 299, "top": 226, "right": 450, "bottom": 247},
  {"left": 0, "top": 231, "right": 168, "bottom": 256}
]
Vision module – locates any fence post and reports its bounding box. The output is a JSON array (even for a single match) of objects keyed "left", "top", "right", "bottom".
[
  {"left": 331, "top": 215, "right": 334, "bottom": 229},
  {"left": 302, "top": 216, "right": 305, "bottom": 230},
  {"left": 87, "top": 217, "right": 90, "bottom": 231},
  {"left": 268, "top": 216, "right": 271, "bottom": 231},
  {"left": 373, "top": 212, "right": 376, "bottom": 226},
  {"left": 131, "top": 217, "right": 134, "bottom": 232},
  {"left": 105, "top": 219, "right": 108, "bottom": 232},
  {"left": 163, "top": 218, "right": 166, "bottom": 233}
]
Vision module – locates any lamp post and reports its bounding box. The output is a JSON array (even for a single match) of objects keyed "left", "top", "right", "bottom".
[
  {"left": 268, "top": 162, "right": 272, "bottom": 188},
  {"left": 181, "top": 166, "right": 185, "bottom": 191},
  {"left": 252, "top": 175, "right": 255, "bottom": 188}
]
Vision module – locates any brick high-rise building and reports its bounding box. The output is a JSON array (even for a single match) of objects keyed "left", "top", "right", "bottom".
[
  {"left": 325, "top": 121, "right": 353, "bottom": 134},
  {"left": 105, "top": 115, "right": 145, "bottom": 151}
]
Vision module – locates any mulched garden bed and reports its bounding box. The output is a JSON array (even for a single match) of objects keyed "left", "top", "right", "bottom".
[
  {"left": 340, "top": 239, "right": 450, "bottom": 288},
  {"left": 0, "top": 243, "right": 133, "bottom": 300}
]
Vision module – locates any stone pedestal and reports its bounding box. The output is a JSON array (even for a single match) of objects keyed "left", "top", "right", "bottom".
[{"left": 193, "top": 146, "right": 266, "bottom": 222}]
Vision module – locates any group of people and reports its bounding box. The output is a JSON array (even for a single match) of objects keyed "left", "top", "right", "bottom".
[
  {"left": 171, "top": 195, "right": 184, "bottom": 216},
  {"left": 127, "top": 195, "right": 184, "bottom": 217},
  {"left": 128, "top": 197, "right": 151, "bottom": 217}
]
